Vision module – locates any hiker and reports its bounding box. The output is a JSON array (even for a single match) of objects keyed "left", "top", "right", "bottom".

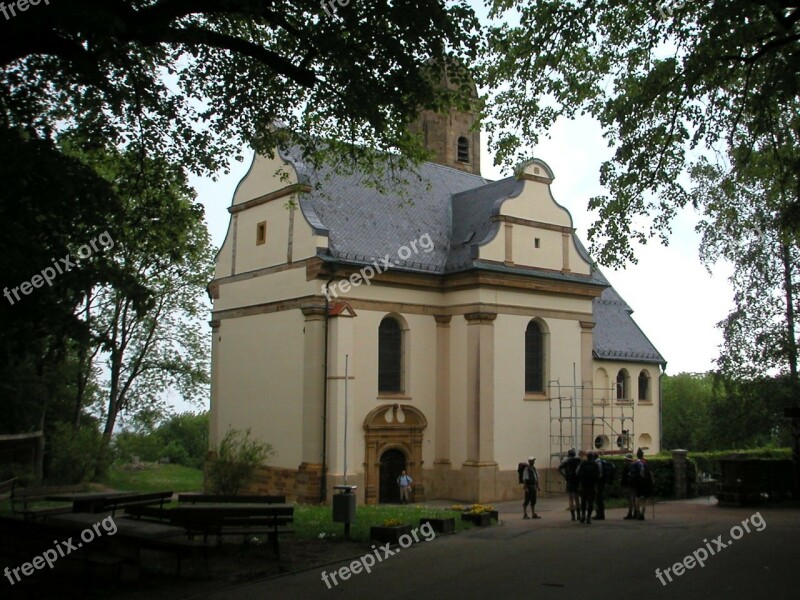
[
  {"left": 576, "top": 451, "right": 600, "bottom": 524},
  {"left": 522, "top": 456, "right": 541, "bottom": 519},
  {"left": 397, "top": 470, "right": 413, "bottom": 504},
  {"left": 636, "top": 448, "right": 654, "bottom": 520},
  {"left": 624, "top": 453, "right": 645, "bottom": 519},
  {"left": 557, "top": 448, "right": 581, "bottom": 521},
  {"left": 621, "top": 453, "right": 636, "bottom": 519},
  {"left": 594, "top": 453, "right": 616, "bottom": 520}
]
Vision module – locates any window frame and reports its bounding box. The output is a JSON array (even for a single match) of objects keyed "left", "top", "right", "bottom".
[
  {"left": 378, "top": 316, "right": 404, "bottom": 394},
  {"left": 524, "top": 320, "right": 545, "bottom": 394},
  {"left": 457, "top": 136, "right": 469, "bottom": 163}
]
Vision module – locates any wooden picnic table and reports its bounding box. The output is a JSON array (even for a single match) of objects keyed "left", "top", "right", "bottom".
[
  {"left": 48, "top": 512, "right": 214, "bottom": 578},
  {"left": 45, "top": 491, "right": 140, "bottom": 513},
  {"left": 45, "top": 490, "right": 173, "bottom": 514},
  {"left": 139, "top": 502, "right": 295, "bottom": 567}
]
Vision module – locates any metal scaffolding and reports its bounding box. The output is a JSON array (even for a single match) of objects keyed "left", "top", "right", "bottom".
[{"left": 546, "top": 378, "right": 636, "bottom": 493}]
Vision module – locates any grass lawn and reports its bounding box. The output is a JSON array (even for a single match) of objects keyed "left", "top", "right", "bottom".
[
  {"left": 100, "top": 463, "right": 204, "bottom": 493},
  {"left": 293, "top": 503, "right": 478, "bottom": 542}
]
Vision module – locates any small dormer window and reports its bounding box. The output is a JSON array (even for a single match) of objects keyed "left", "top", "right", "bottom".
[{"left": 457, "top": 136, "right": 469, "bottom": 163}]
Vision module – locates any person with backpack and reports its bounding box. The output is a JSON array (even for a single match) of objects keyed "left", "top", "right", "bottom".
[
  {"left": 594, "top": 454, "right": 616, "bottom": 520},
  {"left": 636, "top": 447, "right": 654, "bottom": 520},
  {"left": 521, "top": 456, "right": 541, "bottom": 519},
  {"left": 575, "top": 451, "right": 599, "bottom": 524},
  {"left": 625, "top": 454, "right": 645, "bottom": 519},
  {"left": 557, "top": 448, "right": 581, "bottom": 521}
]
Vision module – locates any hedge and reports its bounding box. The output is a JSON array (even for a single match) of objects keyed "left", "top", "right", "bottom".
[
  {"left": 689, "top": 448, "right": 792, "bottom": 480},
  {"left": 600, "top": 455, "right": 688, "bottom": 499}
]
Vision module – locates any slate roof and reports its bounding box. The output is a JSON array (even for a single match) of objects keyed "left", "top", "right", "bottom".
[
  {"left": 592, "top": 286, "right": 666, "bottom": 366},
  {"left": 278, "top": 147, "right": 665, "bottom": 366}
]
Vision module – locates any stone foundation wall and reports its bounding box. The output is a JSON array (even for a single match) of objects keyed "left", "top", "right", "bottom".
[
  {"left": 205, "top": 461, "right": 324, "bottom": 503},
  {"left": 424, "top": 465, "right": 557, "bottom": 503}
]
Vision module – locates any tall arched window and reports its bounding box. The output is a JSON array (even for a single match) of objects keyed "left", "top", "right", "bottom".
[
  {"left": 457, "top": 136, "right": 469, "bottom": 163},
  {"left": 616, "top": 369, "right": 630, "bottom": 400},
  {"left": 525, "top": 321, "right": 544, "bottom": 393},
  {"left": 638, "top": 370, "right": 650, "bottom": 401},
  {"left": 379, "top": 317, "right": 403, "bottom": 393}
]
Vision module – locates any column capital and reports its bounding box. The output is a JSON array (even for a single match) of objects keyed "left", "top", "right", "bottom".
[
  {"left": 301, "top": 304, "right": 327, "bottom": 318},
  {"left": 434, "top": 314, "right": 452, "bottom": 325},
  {"left": 464, "top": 311, "right": 497, "bottom": 323},
  {"left": 579, "top": 320, "right": 596, "bottom": 330}
]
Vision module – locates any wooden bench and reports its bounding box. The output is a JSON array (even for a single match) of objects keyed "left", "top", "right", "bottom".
[
  {"left": 102, "top": 491, "right": 174, "bottom": 516},
  {"left": 130, "top": 504, "right": 294, "bottom": 568},
  {"left": 177, "top": 493, "right": 286, "bottom": 504},
  {"left": 0, "top": 477, "right": 16, "bottom": 508},
  {"left": 11, "top": 484, "right": 84, "bottom": 520}
]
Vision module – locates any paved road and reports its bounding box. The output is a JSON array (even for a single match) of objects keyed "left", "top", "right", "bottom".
[{"left": 195, "top": 497, "right": 799, "bottom": 600}]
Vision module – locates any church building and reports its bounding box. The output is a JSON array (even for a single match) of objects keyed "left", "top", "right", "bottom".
[{"left": 208, "top": 87, "right": 666, "bottom": 504}]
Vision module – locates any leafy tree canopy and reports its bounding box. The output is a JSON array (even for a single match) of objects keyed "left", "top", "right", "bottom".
[
  {"left": 0, "top": 0, "right": 481, "bottom": 176},
  {"left": 482, "top": 0, "right": 800, "bottom": 267}
]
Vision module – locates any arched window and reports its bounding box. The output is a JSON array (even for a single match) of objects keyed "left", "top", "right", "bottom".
[
  {"left": 638, "top": 370, "right": 650, "bottom": 401},
  {"left": 525, "top": 321, "right": 544, "bottom": 393},
  {"left": 379, "top": 317, "right": 403, "bottom": 393},
  {"left": 616, "top": 369, "right": 629, "bottom": 400},
  {"left": 457, "top": 136, "right": 469, "bottom": 163}
]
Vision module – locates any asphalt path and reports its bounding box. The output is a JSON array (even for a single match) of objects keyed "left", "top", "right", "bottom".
[{"left": 195, "top": 497, "right": 799, "bottom": 600}]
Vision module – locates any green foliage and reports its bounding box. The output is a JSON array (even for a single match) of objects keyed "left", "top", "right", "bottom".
[
  {"left": 111, "top": 411, "right": 209, "bottom": 469},
  {"left": 482, "top": 1, "right": 800, "bottom": 268},
  {"left": 207, "top": 428, "right": 275, "bottom": 495},
  {"left": 101, "top": 463, "right": 203, "bottom": 494},
  {"left": 0, "top": 463, "right": 37, "bottom": 488},
  {"left": 293, "top": 504, "right": 471, "bottom": 542},
  {"left": 47, "top": 423, "right": 106, "bottom": 484},
  {"left": 661, "top": 373, "right": 792, "bottom": 451},
  {"left": 155, "top": 412, "right": 209, "bottom": 469},
  {"left": 689, "top": 448, "right": 793, "bottom": 480},
  {"left": 0, "top": 1, "right": 480, "bottom": 181},
  {"left": 662, "top": 373, "right": 714, "bottom": 450}
]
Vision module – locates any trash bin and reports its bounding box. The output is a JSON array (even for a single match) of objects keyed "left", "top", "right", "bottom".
[{"left": 332, "top": 485, "right": 357, "bottom": 536}]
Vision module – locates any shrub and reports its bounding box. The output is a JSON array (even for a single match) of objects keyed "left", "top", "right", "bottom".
[
  {"left": 206, "top": 428, "right": 275, "bottom": 495},
  {"left": 47, "top": 423, "right": 105, "bottom": 484}
]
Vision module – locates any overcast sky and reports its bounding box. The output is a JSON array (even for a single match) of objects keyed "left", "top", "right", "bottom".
[{"left": 190, "top": 110, "right": 735, "bottom": 381}]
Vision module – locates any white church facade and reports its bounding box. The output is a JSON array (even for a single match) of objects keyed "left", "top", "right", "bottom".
[{"left": 208, "top": 104, "right": 666, "bottom": 504}]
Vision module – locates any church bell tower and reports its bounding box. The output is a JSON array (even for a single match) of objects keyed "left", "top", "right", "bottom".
[{"left": 409, "top": 72, "right": 481, "bottom": 176}]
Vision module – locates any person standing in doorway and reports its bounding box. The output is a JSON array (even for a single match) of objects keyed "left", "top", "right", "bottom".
[
  {"left": 522, "top": 457, "right": 542, "bottom": 519},
  {"left": 397, "top": 470, "right": 413, "bottom": 504}
]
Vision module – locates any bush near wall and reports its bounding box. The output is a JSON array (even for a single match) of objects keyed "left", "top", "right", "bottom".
[
  {"left": 689, "top": 447, "right": 792, "bottom": 480},
  {"left": 599, "top": 447, "right": 792, "bottom": 500}
]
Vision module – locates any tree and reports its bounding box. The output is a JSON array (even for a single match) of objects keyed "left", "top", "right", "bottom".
[
  {"left": 0, "top": 129, "right": 127, "bottom": 434},
  {"left": 0, "top": 0, "right": 481, "bottom": 438},
  {"left": 482, "top": 0, "right": 800, "bottom": 267},
  {"left": 693, "top": 134, "right": 800, "bottom": 385},
  {"left": 662, "top": 372, "right": 713, "bottom": 450},
  {"left": 0, "top": 0, "right": 481, "bottom": 178},
  {"left": 71, "top": 145, "right": 214, "bottom": 470}
]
